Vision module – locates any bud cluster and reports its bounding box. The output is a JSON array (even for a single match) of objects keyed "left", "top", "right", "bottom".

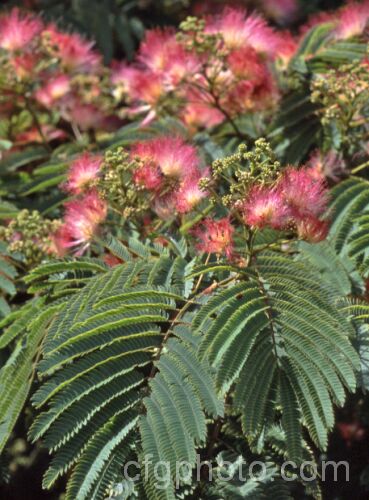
[
  {"left": 212, "top": 139, "right": 281, "bottom": 208},
  {"left": 97, "top": 147, "right": 149, "bottom": 218},
  {"left": 311, "top": 59, "right": 369, "bottom": 143},
  {"left": 177, "top": 17, "right": 224, "bottom": 57},
  {"left": 0, "top": 209, "right": 60, "bottom": 266}
]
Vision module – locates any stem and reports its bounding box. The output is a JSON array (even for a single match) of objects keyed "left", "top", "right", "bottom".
[
  {"left": 252, "top": 256, "right": 279, "bottom": 361},
  {"left": 148, "top": 298, "right": 190, "bottom": 379},
  {"left": 149, "top": 254, "right": 210, "bottom": 377},
  {"left": 352, "top": 159, "right": 369, "bottom": 174},
  {"left": 246, "top": 229, "right": 257, "bottom": 265},
  {"left": 148, "top": 255, "right": 233, "bottom": 379},
  {"left": 211, "top": 92, "right": 246, "bottom": 140},
  {"left": 71, "top": 121, "right": 84, "bottom": 143},
  {"left": 188, "top": 71, "right": 249, "bottom": 141},
  {"left": 24, "top": 96, "right": 52, "bottom": 153},
  {"left": 179, "top": 204, "right": 213, "bottom": 235}
]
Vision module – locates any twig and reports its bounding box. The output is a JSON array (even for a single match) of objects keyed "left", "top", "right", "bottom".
[
  {"left": 24, "top": 95, "right": 52, "bottom": 153},
  {"left": 352, "top": 159, "right": 369, "bottom": 174}
]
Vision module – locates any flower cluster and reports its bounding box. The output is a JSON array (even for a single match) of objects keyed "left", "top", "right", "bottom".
[
  {"left": 310, "top": 60, "right": 369, "bottom": 150},
  {"left": 242, "top": 167, "right": 329, "bottom": 242},
  {"left": 0, "top": 209, "right": 60, "bottom": 266},
  {"left": 301, "top": 0, "right": 369, "bottom": 40},
  {"left": 53, "top": 153, "right": 106, "bottom": 256},
  {"left": 192, "top": 218, "right": 235, "bottom": 258},
  {"left": 131, "top": 136, "right": 208, "bottom": 217},
  {"left": 191, "top": 0, "right": 299, "bottom": 25},
  {"left": 111, "top": 7, "right": 293, "bottom": 131},
  {"left": 53, "top": 190, "right": 107, "bottom": 257},
  {"left": 0, "top": 7, "right": 115, "bottom": 151},
  {"left": 63, "top": 152, "right": 103, "bottom": 195},
  {"left": 2, "top": 1, "right": 356, "bottom": 265}
]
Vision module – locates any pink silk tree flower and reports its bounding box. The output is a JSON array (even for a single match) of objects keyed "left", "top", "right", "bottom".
[
  {"left": 242, "top": 185, "right": 290, "bottom": 229},
  {"left": 192, "top": 217, "right": 235, "bottom": 258},
  {"left": 34, "top": 74, "right": 71, "bottom": 108},
  {"left": 137, "top": 28, "right": 199, "bottom": 86},
  {"left": 53, "top": 191, "right": 107, "bottom": 256},
  {"left": 180, "top": 93, "right": 225, "bottom": 131},
  {"left": 0, "top": 8, "right": 42, "bottom": 51},
  {"left": 205, "top": 7, "right": 283, "bottom": 57},
  {"left": 175, "top": 175, "right": 207, "bottom": 213},
  {"left": 64, "top": 152, "right": 103, "bottom": 194},
  {"left": 132, "top": 136, "right": 202, "bottom": 181},
  {"left": 277, "top": 167, "right": 329, "bottom": 219},
  {"left": 335, "top": 1, "right": 369, "bottom": 40},
  {"left": 43, "top": 25, "right": 101, "bottom": 72},
  {"left": 11, "top": 53, "right": 39, "bottom": 79},
  {"left": 132, "top": 163, "right": 163, "bottom": 192}
]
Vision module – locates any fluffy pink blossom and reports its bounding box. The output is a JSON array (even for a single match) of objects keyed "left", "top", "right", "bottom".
[
  {"left": 53, "top": 191, "right": 107, "bottom": 256},
  {"left": 132, "top": 136, "right": 201, "bottom": 181},
  {"left": 137, "top": 28, "right": 199, "bottom": 85},
  {"left": 132, "top": 71, "right": 166, "bottom": 106},
  {"left": 11, "top": 53, "right": 39, "bottom": 79},
  {"left": 44, "top": 26, "right": 101, "bottom": 71},
  {"left": 275, "top": 31, "right": 298, "bottom": 67},
  {"left": 335, "top": 1, "right": 369, "bottom": 40},
  {"left": 242, "top": 185, "right": 290, "bottom": 229},
  {"left": 34, "top": 74, "right": 71, "bottom": 108},
  {"left": 0, "top": 8, "right": 42, "bottom": 51},
  {"left": 241, "top": 167, "right": 330, "bottom": 241},
  {"left": 301, "top": 1, "right": 369, "bottom": 40},
  {"left": 64, "top": 152, "right": 102, "bottom": 194},
  {"left": 112, "top": 62, "right": 167, "bottom": 101},
  {"left": 206, "top": 8, "right": 283, "bottom": 57},
  {"left": 277, "top": 167, "right": 329, "bottom": 219},
  {"left": 227, "top": 47, "right": 265, "bottom": 79},
  {"left": 64, "top": 99, "right": 107, "bottom": 131},
  {"left": 225, "top": 47, "right": 277, "bottom": 112},
  {"left": 16, "top": 125, "right": 66, "bottom": 144},
  {"left": 242, "top": 13, "right": 284, "bottom": 56},
  {"left": 138, "top": 29, "right": 177, "bottom": 72},
  {"left": 205, "top": 7, "right": 249, "bottom": 49},
  {"left": 132, "top": 163, "right": 163, "bottom": 191},
  {"left": 175, "top": 176, "right": 207, "bottom": 213},
  {"left": 180, "top": 92, "right": 225, "bottom": 131},
  {"left": 132, "top": 136, "right": 207, "bottom": 214},
  {"left": 112, "top": 65, "right": 166, "bottom": 124},
  {"left": 111, "top": 63, "right": 135, "bottom": 93},
  {"left": 192, "top": 218, "right": 234, "bottom": 258}
]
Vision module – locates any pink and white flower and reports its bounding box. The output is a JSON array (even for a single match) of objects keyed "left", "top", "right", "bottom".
[
  {"left": 132, "top": 136, "right": 202, "bottom": 181},
  {"left": 0, "top": 8, "right": 42, "bottom": 51},
  {"left": 175, "top": 176, "right": 207, "bottom": 213},
  {"left": 53, "top": 191, "right": 107, "bottom": 256},
  {"left": 335, "top": 1, "right": 369, "bottom": 40},
  {"left": 242, "top": 185, "right": 290, "bottom": 229},
  {"left": 64, "top": 152, "right": 103, "bottom": 194},
  {"left": 205, "top": 7, "right": 283, "bottom": 57},
  {"left": 192, "top": 217, "right": 234, "bottom": 258},
  {"left": 35, "top": 74, "right": 71, "bottom": 108},
  {"left": 277, "top": 167, "right": 329, "bottom": 219},
  {"left": 43, "top": 25, "right": 101, "bottom": 71}
]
